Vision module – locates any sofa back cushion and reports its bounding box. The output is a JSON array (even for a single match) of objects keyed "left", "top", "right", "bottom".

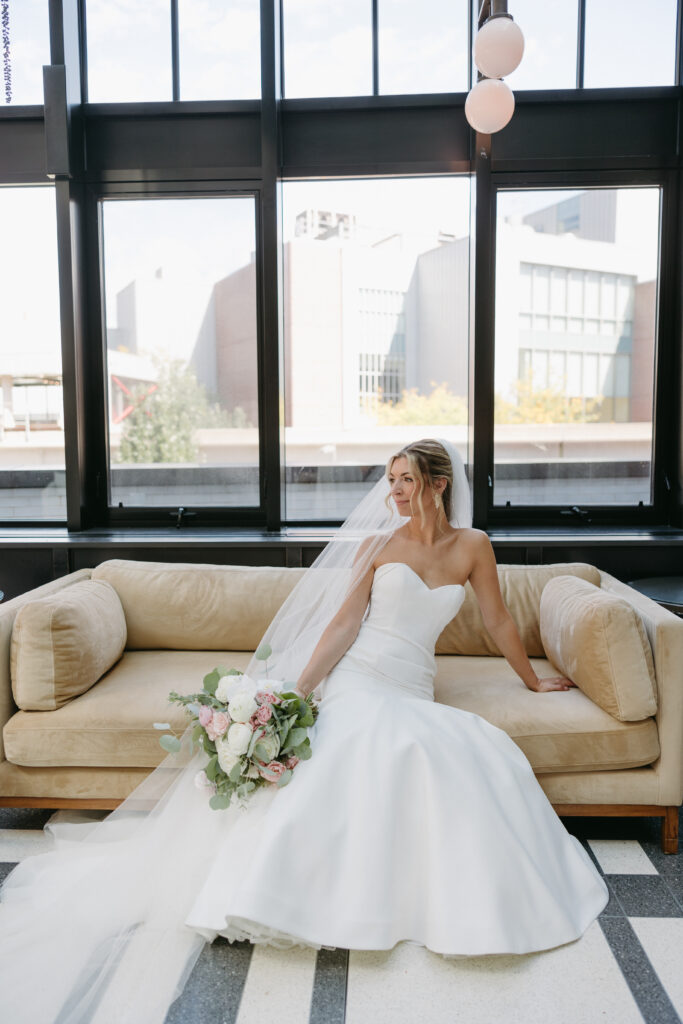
[
  {"left": 436, "top": 562, "right": 601, "bottom": 656},
  {"left": 92, "top": 560, "right": 306, "bottom": 650},
  {"left": 10, "top": 579, "right": 127, "bottom": 710},
  {"left": 540, "top": 575, "right": 657, "bottom": 722}
]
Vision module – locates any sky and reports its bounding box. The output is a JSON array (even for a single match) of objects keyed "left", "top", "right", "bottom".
[{"left": 2, "top": 0, "right": 679, "bottom": 104}]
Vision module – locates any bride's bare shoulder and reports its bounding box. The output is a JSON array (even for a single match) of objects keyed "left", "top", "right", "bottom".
[{"left": 454, "top": 529, "right": 496, "bottom": 570}]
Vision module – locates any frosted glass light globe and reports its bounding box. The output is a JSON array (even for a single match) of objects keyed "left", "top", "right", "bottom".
[
  {"left": 464, "top": 78, "right": 515, "bottom": 134},
  {"left": 474, "top": 16, "right": 525, "bottom": 79}
]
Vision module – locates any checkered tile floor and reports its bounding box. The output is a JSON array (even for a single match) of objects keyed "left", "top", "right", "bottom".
[{"left": 1, "top": 808, "right": 681, "bottom": 1024}]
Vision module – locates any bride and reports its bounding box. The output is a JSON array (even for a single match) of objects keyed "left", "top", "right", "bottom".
[{"left": 0, "top": 437, "right": 608, "bottom": 1024}]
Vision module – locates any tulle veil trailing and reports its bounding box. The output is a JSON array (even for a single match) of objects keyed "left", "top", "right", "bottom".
[{"left": 0, "top": 439, "right": 471, "bottom": 1024}]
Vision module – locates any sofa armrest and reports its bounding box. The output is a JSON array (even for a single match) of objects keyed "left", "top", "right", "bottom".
[
  {"left": 0, "top": 569, "right": 94, "bottom": 760},
  {"left": 599, "top": 569, "right": 683, "bottom": 806}
]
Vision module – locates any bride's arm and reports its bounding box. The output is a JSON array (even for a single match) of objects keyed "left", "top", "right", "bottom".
[
  {"left": 294, "top": 564, "right": 376, "bottom": 699},
  {"left": 466, "top": 531, "right": 575, "bottom": 693}
]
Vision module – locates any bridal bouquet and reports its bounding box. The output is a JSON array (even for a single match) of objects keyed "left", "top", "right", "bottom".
[{"left": 155, "top": 647, "right": 318, "bottom": 810}]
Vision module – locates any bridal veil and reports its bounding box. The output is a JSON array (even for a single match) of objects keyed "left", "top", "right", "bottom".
[{"left": 0, "top": 438, "right": 471, "bottom": 1024}]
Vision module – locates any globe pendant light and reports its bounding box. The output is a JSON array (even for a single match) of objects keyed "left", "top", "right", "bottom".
[
  {"left": 474, "top": 15, "right": 524, "bottom": 79},
  {"left": 465, "top": 2, "right": 524, "bottom": 135},
  {"left": 465, "top": 77, "right": 515, "bottom": 135}
]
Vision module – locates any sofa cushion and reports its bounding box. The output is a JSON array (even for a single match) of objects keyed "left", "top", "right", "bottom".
[
  {"left": 3, "top": 649, "right": 660, "bottom": 775},
  {"left": 540, "top": 576, "right": 658, "bottom": 722},
  {"left": 434, "top": 655, "right": 660, "bottom": 773},
  {"left": 3, "top": 650, "right": 254, "bottom": 768},
  {"left": 10, "top": 580, "right": 127, "bottom": 711},
  {"left": 436, "top": 563, "right": 601, "bottom": 657},
  {"left": 92, "top": 560, "right": 306, "bottom": 651}
]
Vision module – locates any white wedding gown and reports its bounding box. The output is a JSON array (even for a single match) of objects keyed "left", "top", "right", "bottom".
[{"left": 0, "top": 560, "right": 609, "bottom": 1024}]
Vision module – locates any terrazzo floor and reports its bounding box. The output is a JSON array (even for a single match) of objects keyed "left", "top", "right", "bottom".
[{"left": 0, "top": 807, "right": 681, "bottom": 1024}]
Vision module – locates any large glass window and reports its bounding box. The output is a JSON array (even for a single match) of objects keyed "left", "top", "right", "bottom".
[
  {"left": 499, "top": 0, "right": 578, "bottom": 91},
  {"left": 379, "top": 0, "right": 468, "bottom": 95},
  {"left": 494, "top": 187, "right": 660, "bottom": 508},
  {"left": 177, "top": 0, "right": 260, "bottom": 100},
  {"left": 1, "top": 0, "right": 51, "bottom": 105},
  {"left": 0, "top": 186, "right": 65, "bottom": 520},
  {"left": 101, "top": 196, "right": 260, "bottom": 510},
  {"left": 584, "top": 0, "right": 678, "bottom": 88},
  {"left": 283, "top": 0, "right": 372, "bottom": 98},
  {"left": 282, "top": 177, "right": 472, "bottom": 521},
  {"left": 86, "top": 0, "right": 172, "bottom": 102}
]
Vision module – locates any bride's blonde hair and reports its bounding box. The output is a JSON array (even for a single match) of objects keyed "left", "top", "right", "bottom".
[{"left": 385, "top": 438, "right": 454, "bottom": 526}]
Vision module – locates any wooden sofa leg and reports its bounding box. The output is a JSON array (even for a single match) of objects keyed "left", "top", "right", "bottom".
[{"left": 662, "top": 807, "right": 679, "bottom": 854}]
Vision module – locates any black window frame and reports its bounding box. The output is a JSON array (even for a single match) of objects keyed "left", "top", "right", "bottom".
[
  {"left": 84, "top": 180, "right": 270, "bottom": 529},
  {"left": 0, "top": 0, "right": 681, "bottom": 536},
  {"left": 481, "top": 168, "right": 679, "bottom": 529}
]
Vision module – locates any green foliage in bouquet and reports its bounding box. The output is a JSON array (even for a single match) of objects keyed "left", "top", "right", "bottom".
[{"left": 155, "top": 664, "right": 318, "bottom": 811}]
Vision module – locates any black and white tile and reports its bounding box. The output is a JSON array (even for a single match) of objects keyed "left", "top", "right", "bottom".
[{"left": 0, "top": 808, "right": 681, "bottom": 1024}]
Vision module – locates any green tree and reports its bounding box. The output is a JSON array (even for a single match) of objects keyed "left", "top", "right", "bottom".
[
  {"left": 371, "top": 382, "right": 468, "bottom": 425},
  {"left": 495, "top": 371, "right": 603, "bottom": 425},
  {"left": 118, "top": 360, "right": 250, "bottom": 464}
]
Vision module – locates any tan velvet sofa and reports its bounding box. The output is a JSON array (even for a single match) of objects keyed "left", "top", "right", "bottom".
[{"left": 1, "top": 559, "right": 681, "bottom": 853}]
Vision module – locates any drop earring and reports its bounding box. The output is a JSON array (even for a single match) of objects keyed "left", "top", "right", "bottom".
[{"left": 434, "top": 492, "right": 441, "bottom": 510}]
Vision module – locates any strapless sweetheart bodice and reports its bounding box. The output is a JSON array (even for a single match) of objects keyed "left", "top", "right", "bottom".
[{"left": 322, "top": 561, "right": 465, "bottom": 702}]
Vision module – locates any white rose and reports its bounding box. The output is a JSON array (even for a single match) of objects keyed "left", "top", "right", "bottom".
[
  {"left": 215, "top": 675, "right": 239, "bottom": 703},
  {"left": 226, "top": 722, "right": 252, "bottom": 755},
  {"left": 215, "top": 736, "right": 241, "bottom": 774},
  {"left": 255, "top": 732, "right": 280, "bottom": 761},
  {"left": 228, "top": 692, "right": 258, "bottom": 723}
]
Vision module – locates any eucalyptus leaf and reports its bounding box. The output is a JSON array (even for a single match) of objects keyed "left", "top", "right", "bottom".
[
  {"left": 287, "top": 727, "right": 307, "bottom": 749},
  {"left": 276, "top": 769, "right": 293, "bottom": 788},
  {"left": 228, "top": 762, "right": 243, "bottom": 784},
  {"left": 192, "top": 724, "right": 204, "bottom": 743},
  {"left": 205, "top": 755, "right": 219, "bottom": 782},
  {"left": 295, "top": 742, "right": 312, "bottom": 761},
  {"left": 209, "top": 793, "right": 232, "bottom": 811},
  {"left": 203, "top": 670, "right": 220, "bottom": 695},
  {"left": 254, "top": 642, "right": 272, "bottom": 661},
  {"left": 226, "top": 668, "right": 242, "bottom": 676},
  {"left": 202, "top": 735, "right": 217, "bottom": 756},
  {"left": 159, "top": 734, "right": 182, "bottom": 753},
  {"left": 253, "top": 742, "right": 269, "bottom": 762},
  {"left": 215, "top": 665, "right": 229, "bottom": 678}
]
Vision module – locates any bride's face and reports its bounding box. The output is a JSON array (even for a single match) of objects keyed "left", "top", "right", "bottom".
[{"left": 388, "top": 456, "right": 417, "bottom": 515}]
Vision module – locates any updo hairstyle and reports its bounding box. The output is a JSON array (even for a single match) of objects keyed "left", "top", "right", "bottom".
[{"left": 385, "top": 438, "right": 454, "bottom": 525}]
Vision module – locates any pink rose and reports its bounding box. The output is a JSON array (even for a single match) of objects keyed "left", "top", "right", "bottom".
[
  {"left": 256, "top": 704, "right": 272, "bottom": 724},
  {"left": 257, "top": 691, "right": 278, "bottom": 704},
  {"left": 206, "top": 711, "right": 230, "bottom": 741},
  {"left": 198, "top": 705, "right": 213, "bottom": 728},
  {"left": 259, "top": 760, "right": 285, "bottom": 782},
  {"left": 285, "top": 755, "right": 299, "bottom": 770}
]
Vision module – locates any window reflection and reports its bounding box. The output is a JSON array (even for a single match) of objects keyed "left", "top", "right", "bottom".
[
  {"left": 584, "top": 0, "right": 677, "bottom": 88},
  {"left": 0, "top": 0, "right": 50, "bottom": 105},
  {"left": 494, "top": 188, "right": 660, "bottom": 507},
  {"left": 101, "top": 197, "right": 260, "bottom": 509},
  {"left": 0, "top": 186, "right": 64, "bottom": 520},
  {"left": 282, "top": 178, "right": 471, "bottom": 521},
  {"left": 380, "top": 0, "right": 468, "bottom": 95},
  {"left": 86, "top": 0, "right": 171, "bottom": 102},
  {"left": 283, "top": 0, "right": 372, "bottom": 98},
  {"left": 178, "top": 0, "right": 260, "bottom": 100}
]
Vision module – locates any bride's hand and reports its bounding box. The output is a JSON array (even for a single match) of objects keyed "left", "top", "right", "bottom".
[{"left": 533, "top": 675, "right": 576, "bottom": 692}]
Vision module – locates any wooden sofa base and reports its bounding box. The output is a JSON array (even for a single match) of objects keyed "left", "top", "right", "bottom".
[
  {"left": 554, "top": 803, "right": 680, "bottom": 854},
  {"left": 1, "top": 798, "right": 679, "bottom": 854}
]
